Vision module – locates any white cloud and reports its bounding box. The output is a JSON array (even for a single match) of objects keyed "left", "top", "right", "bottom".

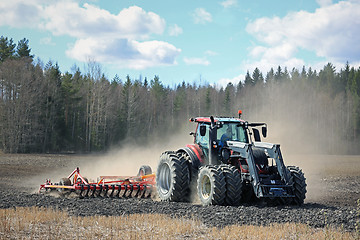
[
  {"left": 205, "top": 50, "right": 218, "bottom": 56},
  {"left": 0, "top": 0, "right": 43, "bottom": 28},
  {"left": 220, "top": 0, "right": 238, "bottom": 8},
  {"left": 316, "top": 0, "right": 332, "bottom": 7},
  {"left": 242, "top": 58, "right": 306, "bottom": 76},
  {"left": 215, "top": 74, "right": 244, "bottom": 89},
  {"left": 249, "top": 46, "right": 266, "bottom": 58},
  {"left": 246, "top": 1, "right": 360, "bottom": 67},
  {"left": 192, "top": 8, "right": 212, "bottom": 24},
  {"left": 183, "top": 50, "right": 216, "bottom": 66},
  {"left": 41, "top": 4, "right": 165, "bottom": 39},
  {"left": 55, "top": 4, "right": 172, "bottom": 68},
  {"left": 40, "top": 37, "right": 55, "bottom": 46},
  {"left": 0, "top": 0, "right": 181, "bottom": 69},
  {"left": 67, "top": 38, "right": 181, "bottom": 69},
  {"left": 183, "top": 57, "right": 210, "bottom": 66},
  {"left": 168, "top": 24, "right": 183, "bottom": 36}
]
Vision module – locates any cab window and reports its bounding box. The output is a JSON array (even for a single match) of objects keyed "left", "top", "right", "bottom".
[
  {"left": 195, "top": 124, "right": 209, "bottom": 147},
  {"left": 217, "top": 123, "right": 248, "bottom": 143}
]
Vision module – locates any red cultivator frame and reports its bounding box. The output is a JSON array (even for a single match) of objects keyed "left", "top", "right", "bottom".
[{"left": 39, "top": 165, "right": 155, "bottom": 199}]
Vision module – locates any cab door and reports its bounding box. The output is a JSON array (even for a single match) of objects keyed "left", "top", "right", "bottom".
[{"left": 195, "top": 124, "right": 209, "bottom": 160}]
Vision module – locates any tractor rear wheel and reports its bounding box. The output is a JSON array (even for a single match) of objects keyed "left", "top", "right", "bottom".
[
  {"left": 220, "top": 164, "right": 242, "bottom": 206},
  {"left": 156, "top": 151, "right": 190, "bottom": 202},
  {"left": 197, "top": 166, "right": 226, "bottom": 206},
  {"left": 287, "top": 166, "right": 307, "bottom": 205}
]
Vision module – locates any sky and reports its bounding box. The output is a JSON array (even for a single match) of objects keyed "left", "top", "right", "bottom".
[{"left": 1, "top": 0, "right": 360, "bottom": 87}]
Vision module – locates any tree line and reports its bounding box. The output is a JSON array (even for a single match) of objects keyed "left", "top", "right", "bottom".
[{"left": 0, "top": 36, "right": 359, "bottom": 154}]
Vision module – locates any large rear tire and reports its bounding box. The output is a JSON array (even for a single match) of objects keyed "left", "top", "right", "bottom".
[
  {"left": 197, "top": 166, "right": 226, "bottom": 206},
  {"left": 220, "top": 164, "right": 242, "bottom": 206},
  {"left": 287, "top": 166, "right": 307, "bottom": 205},
  {"left": 156, "top": 152, "right": 190, "bottom": 202}
]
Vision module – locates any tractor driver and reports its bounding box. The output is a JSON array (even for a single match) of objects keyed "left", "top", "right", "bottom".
[{"left": 219, "top": 126, "right": 232, "bottom": 149}]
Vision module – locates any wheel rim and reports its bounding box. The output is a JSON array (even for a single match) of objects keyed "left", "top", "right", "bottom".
[
  {"left": 200, "top": 175, "right": 211, "bottom": 199},
  {"left": 158, "top": 162, "right": 171, "bottom": 194},
  {"left": 58, "top": 179, "right": 66, "bottom": 193}
]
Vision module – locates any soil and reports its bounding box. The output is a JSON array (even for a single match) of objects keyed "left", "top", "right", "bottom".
[{"left": 0, "top": 153, "right": 359, "bottom": 232}]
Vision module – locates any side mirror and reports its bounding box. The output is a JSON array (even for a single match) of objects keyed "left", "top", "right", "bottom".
[
  {"left": 262, "top": 126, "right": 267, "bottom": 138},
  {"left": 199, "top": 125, "right": 206, "bottom": 136},
  {"left": 189, "top": 132, "right": 195, "bottom": 136},
  {"left": 253, "top": 128, "right": 261, "bottom": 142}
]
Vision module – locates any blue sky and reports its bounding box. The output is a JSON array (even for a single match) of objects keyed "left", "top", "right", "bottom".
[{"left": 1, "top": 0, "right": 359, "bottom": 87}]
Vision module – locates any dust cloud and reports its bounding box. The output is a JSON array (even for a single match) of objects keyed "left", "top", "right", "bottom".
[
  {"left": 239, "top": 82, "right": 360, "bottom": 203},
  {"left": 77, "top": 125, "right": 194, "bottom": 181},
  {"left": 241, "top": 83, "right": 354, "bottom": 155},
  {"left": 32, "top": 120, "right": 196, "bottom": 193}
]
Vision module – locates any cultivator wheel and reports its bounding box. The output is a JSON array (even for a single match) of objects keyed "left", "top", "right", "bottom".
[
  {"left": 287, "top": 166, "right": 307, "bottom": 205},
  {"left": 58, "top": 178, "right": 72, "bottom": 196},
  {"left": 138, "top": 165, "right": 152, "bottom": 176},
  {"left": 197, "top": 165, "right": 226, "bottom": 206},
  {"left": 59, "top": 178, "right": 71, "bottom": 187}
]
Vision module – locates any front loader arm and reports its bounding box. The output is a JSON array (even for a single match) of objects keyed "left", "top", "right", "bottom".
[
  {"left": 253, "top": 142, "right": 291, "bottom": 184},
  {"left": 227, "top": 141, "right": 263, "bottom": 197}
]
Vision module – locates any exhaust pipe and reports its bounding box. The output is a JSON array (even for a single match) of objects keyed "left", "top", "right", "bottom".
[{"left": 209, "top": 116, "right": 219, "bottom": 165}]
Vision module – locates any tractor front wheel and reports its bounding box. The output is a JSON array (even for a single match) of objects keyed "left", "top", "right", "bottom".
[
  {"left": 220, "top": 164, "right": 243, "bottom": 206},
  {"left": 197, "top": 166, "right": 226, "bottom": 206},
  {"left": 287, "top": 166, "right": 307, "bottom": 205},
  {"left": 156, "top": 152, "right": 190, "bottom": 202}
]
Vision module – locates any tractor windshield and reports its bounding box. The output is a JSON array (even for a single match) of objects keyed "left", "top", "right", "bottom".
[{"left": 217, "top": 123, "right": 248, "bottom": 143}]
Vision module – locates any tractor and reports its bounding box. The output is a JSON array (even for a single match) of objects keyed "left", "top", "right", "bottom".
[{"left": 156, "top": 111, "right": 306, "bottom": 206}]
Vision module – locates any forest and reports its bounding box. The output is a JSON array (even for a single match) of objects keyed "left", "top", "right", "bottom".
[{"left": 0, "top": 36, "right": 359, "bottom": 154}]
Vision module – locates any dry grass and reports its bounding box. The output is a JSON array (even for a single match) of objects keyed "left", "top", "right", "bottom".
[{"left": 0, "top": 207, "right": 357, "bottom": 240}]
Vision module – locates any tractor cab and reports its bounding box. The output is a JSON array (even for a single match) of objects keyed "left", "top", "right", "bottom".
[{"left": 190, "top": 115, "right": 266, "bottom": 167}]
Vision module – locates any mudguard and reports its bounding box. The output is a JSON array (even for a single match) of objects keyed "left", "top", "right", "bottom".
[{"left": 177, "top": 144, "right": 205, "bottom": 170}]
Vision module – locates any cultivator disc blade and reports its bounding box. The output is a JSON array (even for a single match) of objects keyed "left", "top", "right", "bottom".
[
  {"left": 39, "top": 166, "right": 155, "bottom": 199},
  {"left": 76, "top": 183, "right": 154, "bottom": 199}
]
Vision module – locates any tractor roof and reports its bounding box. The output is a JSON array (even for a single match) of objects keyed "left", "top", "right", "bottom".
[{"left": 190, "top": 117, "right": 245, "bottom": 124}]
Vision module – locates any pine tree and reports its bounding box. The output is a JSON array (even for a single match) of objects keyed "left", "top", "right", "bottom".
[
  {"left": 252, "top": 67, "right": 264, "bottom": 85},
  {"left": 265, "top": 68, "right": 275, "bottom": 85},
  {"left": 301, "top": 66, "right": 307, "bottom": 80},
  {"left": 0, "top": 36, "right": 16, "bottom": 62},
  {"left": 244, "top": 70, "right": 253, "bottom": 87},
  {"left": 16, "top": 38, "right": 33, "bottom": 59},
  {"left": 275, "top": 66, "right": 282, "bottom": 82}
]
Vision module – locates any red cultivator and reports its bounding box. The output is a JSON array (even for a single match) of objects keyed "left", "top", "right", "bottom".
[{"left": 39, "top": 165, "right": 155, "bottom": 198}]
